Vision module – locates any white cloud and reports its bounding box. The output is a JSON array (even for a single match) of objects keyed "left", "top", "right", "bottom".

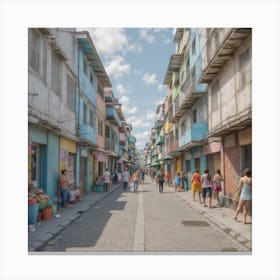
[
  {"left": 133, "top": 69, "right": 143, "bottom": 76},
  {"left": 139, "top": 29, "right": 155, "bottom": 44},
  {"left": 155, "top": 97, "right": 166, "bottom": 106},
  {"left": 135, "top": 131, "right": 150, "bottom": 141},
  {"left": 119, "top": 95, "right": 129, "bottom": 105},
  {"left": 116, "top": 83, "right": 127, "bottom": 95},
  {"left": 146, "top": 110, "right": 156, "bottom": 120},
  {"left": 131, "top": 119, "right": 151, "bottom": 128},
  {"left": 172, "top": 28, "right": 176, "bottom": 35},
  {"left": 142, "top": 73, "right": 158, "bottom": 85},
  {"left": 88, "top": 28, "right": 128, "bottom": 56},
  {"left": 157, "top": 84, "right": 165, "bottom": 92},
  {"left": 127, "top": 43, "right": 143, "bottom": 53},
  {"left": 122, "top": 104, "right": 138, "bottom": 115},
  {"left": 105, "top": 56, "right": 131, "bottom": 79},
  {"left": 164, "top": 38, "right": 172, "bottom": 45}
]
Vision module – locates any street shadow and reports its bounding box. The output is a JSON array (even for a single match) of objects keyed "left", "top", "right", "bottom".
[{"left": 39, "top": 186, "right": 128, "bottom": 252}]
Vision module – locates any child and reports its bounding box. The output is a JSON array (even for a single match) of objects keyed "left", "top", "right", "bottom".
[{"left": 175, "top": 172, "right": 181, "bottom": 192}]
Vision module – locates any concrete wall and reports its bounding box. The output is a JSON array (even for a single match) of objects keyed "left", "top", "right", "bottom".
[
  {"left": 28, "top": 29, "right": 77, "bottom": 136},
  {"left": 208, "top": 35, "right": 252, "bottom": 131}
]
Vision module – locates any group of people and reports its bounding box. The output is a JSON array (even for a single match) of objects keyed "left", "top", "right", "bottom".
[
  {"left": 122, "top": 168, "right": 146, "bottom": 192},
  {"left": 152, "top": 167, "right": 252, "bottom": 224}
]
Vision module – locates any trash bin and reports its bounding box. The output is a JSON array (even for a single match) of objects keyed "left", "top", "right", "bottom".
[{"left": 28, "top": 203, "right": 39, "bottom": 225}]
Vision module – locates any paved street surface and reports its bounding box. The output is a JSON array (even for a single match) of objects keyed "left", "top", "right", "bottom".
[{"left": 39, "top": 178, "right": 249, "bottom": 253}]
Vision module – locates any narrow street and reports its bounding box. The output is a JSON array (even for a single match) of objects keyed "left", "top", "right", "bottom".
[{"left": 41, "top": 178, "right": 247, "bottom": 253}]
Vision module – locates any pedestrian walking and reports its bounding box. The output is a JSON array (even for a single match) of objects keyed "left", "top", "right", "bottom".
[
  {"left": 59, "top": 169, "right": 71, "bottom": 208},
  {"left": 165, "top": 170, "right": 171, "bottom": 187},
  {"left": 234, "top": 168, "right": 252, "bottom": 224},
  {"left": 175, "top": 172, "right": 181, "bottom": 192},
  {"left": 103, "top": 168, "right": 111, "bottom": 192},
  {"left": 201, "top": 169, "right": 213, "bottom": 208},
  {"left": 140, "top": 170, "right": 145, "bottom": 184},
  {"left": 213, "top": 169, "right": 224, "bottom": 207},
  {"left": 191, "top": 169, "right": 202, "bottom": 203},
  {"left": 122, "top": 167, "right": 130, "bottom": 192},
  {"left": 182, "top": 171, "right": 188, "bottom": 191},
  {"left": 132, "top": 170, "right": 140, "bottom": 192},
  {"left": 156, "top": 168, "right": 165, "bottom": 193}
]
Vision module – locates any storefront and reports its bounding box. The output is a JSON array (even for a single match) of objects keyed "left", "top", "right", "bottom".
[
  {"left": 59, "top": 137, "right": 77, "bottom": 187},
  {"left": 203, "top": 141, "right": 221, "bottom": 178},
  {"left": 28, "top": 127, "right": 59, "bottom": 198},
  {"left": 93, "top": 151, "right": 106, "bottom": 178}
]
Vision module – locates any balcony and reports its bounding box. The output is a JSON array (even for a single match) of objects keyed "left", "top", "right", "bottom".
[
  {"left": 166, "top": 140, "right": 179, "bottom": 154},
  {"left": 156, "top": 135, "right": 164, "bottom": 146},
  {"left": 79, "top": 123, "right": 96, "bottom": 145},
  {"left": 199, "top": 28, "right": 251, "bottom": 84},
  {"left": 128, "top": 135, "right": 136, "bottom": 144},
  {"left": 155, "top": 119, "right": 164, "bottom": 129},
  {"left": 106, "top": 107, "right": 121, "bottom": 126},
  {"left": 119, "top": 133, "right": 126, "bottom": 146},
  {"left": 173, "top": 64, "right": 207, "bottom": 122},
  {"left": 179, "top": 123, "right": 208, "bottom": 149}
]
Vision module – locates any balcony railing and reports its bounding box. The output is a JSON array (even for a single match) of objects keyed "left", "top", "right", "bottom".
[
  {"left": 106, "top": 107, "right": 121, "bottom": 126},
  {"left": 199, "top": 28, "right": 251, "bottom": 84},
  {"left": 179, "top": 123, "right": 208, "bottom": 148},
  {"left": 79, "top": 123, "right": 96, "bottom": 145}
]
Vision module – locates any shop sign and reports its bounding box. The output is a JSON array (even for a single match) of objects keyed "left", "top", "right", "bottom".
[
  {"left": 81, "top": 149, "right": 88, "bottom": 157},
  {"left": 224, "top": 134, "right": 236, "bottom": 148},
  {"left": 192, "top": 147, "right": 201, "bottom": 158},
  {"left": 184, "top": 151, "right": 192, "bottom": 160},
  {"left": 203, "top": 142, "right": 221, "bottom": 155},
  {"left": 238, "top": 127, "right": 252, "bottom": 146}
]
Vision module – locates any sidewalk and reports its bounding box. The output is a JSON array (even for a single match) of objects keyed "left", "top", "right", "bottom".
[
  {"left": 28, "top": 183, "right": 123, "bottom": 252},
  {"left": 173, "top": 189, "right": 252, "bottom": 251}
]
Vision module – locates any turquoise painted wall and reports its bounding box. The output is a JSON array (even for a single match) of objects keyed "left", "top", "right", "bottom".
[
  {"left": 78, "top": 49, "right": 97, "bottom": 106},
  {"left": 46, "top": 133, "right": 59, "bottom": 199},
  {"left": 28, "top": 127, "right": 59, "bottom": 198}
]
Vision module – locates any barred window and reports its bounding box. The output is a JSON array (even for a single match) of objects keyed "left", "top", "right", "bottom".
[
  {"left": 193, "top": 108, "right": 197, "bottom": 123},
  {"left": 51, "top": 50, "right": 61, "bottom": 95},
  {"left": 67, "top": 75, "right": 76, "bottom": 111},
  {"left": 83, "top": 58, "right": 88, "bottom": 76},
  {"left": 42, "top": 38, "right": 48, "bottom": 83},
  {"left": 90, "top": 71, "right": 94, "bottom": 84},
  {"left": 192, "top": 38, "right": 196, "bottom": 55},
  {"left": 211, "top": 80, "right": 220, "bottom": 111},
  {"left": 98, "top": 84, "right": 104, "bottom": 99},
  {"left": 239, "top": 48, "right": 251, "bottom": 89},
  {"left": 181, "top": 119, "right": 186, "bottom": 136},
  {"left": 105, "top": 125, "right": 110, "bottom": 138},
  {"left": 83, "top": 103, "right": 87, "bottom": 124},
  {"left": 98, "top": 117, "right": 103, "bottom": 136},
  {"left": 89, "top": 109, "right": 94, "bottom": 127},
  {"left": 28, "top": 29, "right": 40, "bottom": 72}
]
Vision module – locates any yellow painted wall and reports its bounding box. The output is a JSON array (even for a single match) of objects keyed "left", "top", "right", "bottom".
[
  {"left": 176, "top": 156, "right": 182, "bottom": 173},
  {"left": 60, "top": 137, "right": 76, "bottom": 153}
]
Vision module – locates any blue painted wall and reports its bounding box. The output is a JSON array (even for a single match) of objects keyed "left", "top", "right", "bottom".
[
  {"left": 78, "top": 49, "right": 97, "bottom": 106},
  {"left": 28, "top": 127, "right": 59, "bottom": 199}
]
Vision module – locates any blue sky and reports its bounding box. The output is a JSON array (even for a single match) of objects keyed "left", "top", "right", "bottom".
[{"left": 85, "top": 28, "right": 175, "bottom": 149}]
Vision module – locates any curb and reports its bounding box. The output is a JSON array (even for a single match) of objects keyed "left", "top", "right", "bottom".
[
  {"left": 175, "top": 193, "right": 252, "bottom": 251},
  {"left": 29, "top": 183, "right": 123, "bottom": 252}
]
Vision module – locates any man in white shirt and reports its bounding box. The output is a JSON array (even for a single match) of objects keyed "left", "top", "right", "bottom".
[
  {"left": 122, "top": 168, "right": 130, "bottom": 192},
  {"left": 103, "top": 168, "right": 111, "bottom": 192}
]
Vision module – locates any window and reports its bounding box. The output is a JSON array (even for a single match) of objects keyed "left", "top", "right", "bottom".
[
  {"left": 98, "top": 117, "right": 103, "bottom": 136},
  {"left": 211, "top": 80, "right": 220, "bottom": 111},
  {"left": 193, "top": 108, "right": 197, "bottom": 123},
  {"left": 181, "top": 119, "right": 186, "bottom": 136},
  {"left": 191, "top": 67, "right": 196, "bottom": 87},
  {"left": 105, "top": 125, "right": 110, "bottom": 138},
  {"left": 42, "top": 38, "right": 48, "bottom": 83},
  {"left": 98, "top": 84, "right": 104, "bottom": 99},
  {"left": 241, "top": 144, "right": 252, "bottom": 172},
  {"left": 28, "top": 29, "right": 40, "bottom": 72},
  {"left": 83, "top": 58, "right": 88, "bottom": 76},
  {"left": 67, "top": 75, "right": 76, "bottom": 111},
  {"left": 83, "top": 103, "right": 87, "bottom": 124},
  {"left": 192, "top": 38, "right": 196, "bottom": 55},
  {"left": 89, "top": 109, "right": 94, "bottom": 127},
  {"left": 51, "top": 50, "right": 61, "bottom": 95},
  {"left": 239, "top": 48, "right": 251, "bottom": 89},
  {"left": 90, "top": 71, "right": 94, "bottom": 84},
  {"left": 175, "top": 128, "right": 179, "bottom": 141}
]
